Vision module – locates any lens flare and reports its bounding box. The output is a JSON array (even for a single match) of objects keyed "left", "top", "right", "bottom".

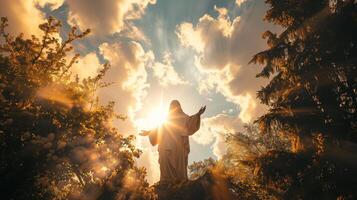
[{"left": 135, "top": 95, "right": 168, "bottom": 130}]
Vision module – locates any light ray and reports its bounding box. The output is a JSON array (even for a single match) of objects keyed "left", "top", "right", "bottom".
[{"left": 134, "top": 92, "right": 168, "bottom": 130}]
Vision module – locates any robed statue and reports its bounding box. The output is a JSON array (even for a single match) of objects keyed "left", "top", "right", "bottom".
[{"left": 140, "top": 100, "right": 206, "bottom": 183}]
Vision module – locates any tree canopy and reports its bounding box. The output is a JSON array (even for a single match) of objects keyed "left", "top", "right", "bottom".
[
  {"left": 0, "top": 17, "right": 155, "bottom": 200},
  {"left": 250, "top": 0, "right": 356, "bottom": 141},
  {"left": 247, "top": 0, "right": 357, "bottom": 198}
]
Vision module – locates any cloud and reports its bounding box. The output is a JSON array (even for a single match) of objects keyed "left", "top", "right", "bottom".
[
  {"left": 66, "top": 0, "right": 156, "bottom": 36},
  {"left": 70, "top": 52, "right": 101, "bottom": 79},
  {"left": 176, "top": 22, "right": 205, "bottom": 53},
  {"left": 177, "top": 2, "right": 278, "bottom": 123},
  {"left": 150, "top": 52, "right": 188, "bottom": 87},
  {"left": 178, "top": 1, "right": 281, "bottom": 158},
  {"left": 176, "top": 6, "right": 238, "bottom": 71},
  {"left": 35, "top": 0, "right": 64, "bottom": 10},
  {"left": 193, "top": 114, "right": 244, "bottom": 158},
  {"left": 0, "top": 0, "right": 154, "bottom": 39},
  {"left": 98, "top": 41, "right": 153, "bottom": 133},
  {"left": 0, "top": 0, "right": 46, "bottom": 37},
  {"left": 236, "top": 0, "right": 248, "bottom": 7},
  {"left": 0, "top": 0, "right": 67, "bottom": 37}
]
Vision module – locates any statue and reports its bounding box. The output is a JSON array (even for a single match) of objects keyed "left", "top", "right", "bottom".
[{"left": 140, "top": 100, "right": 206, "bottom": 183}]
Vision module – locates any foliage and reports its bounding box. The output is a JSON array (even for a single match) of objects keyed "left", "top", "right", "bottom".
[
  {"left": 247, "top": 0, "right": 357, "bottom": 199},
  {"left": 0, "top": 17, "right": 154, "bottom": 200},
  {"left": 155, "top": 168, "right": 237, "bottom": 200},
  {"left": 187, "top": 125, "right": 288, "bottom": 199},
  {"left": 188, "top": 157, "right": 216, "bottom": 180},
  {"left": 250, "top": 0, "right": 357, "bottom": 141},
  {"left": 223, "top": 124, "right": 290, "bottom": 182},
  {"left": 258, "top": 149, "right": 357, "bottom": 199}
]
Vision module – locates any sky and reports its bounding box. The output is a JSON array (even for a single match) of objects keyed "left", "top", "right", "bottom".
[{"left": 0, "top": 0, "right": 280, "bottom": 184}]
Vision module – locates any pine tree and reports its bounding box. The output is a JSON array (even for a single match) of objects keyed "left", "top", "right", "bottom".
[
  {"left": 248, "top": 1, "right": 357, "bottom": 198},
  {"left": 250, "top": 0, "right": 357, "bottom": 142}
]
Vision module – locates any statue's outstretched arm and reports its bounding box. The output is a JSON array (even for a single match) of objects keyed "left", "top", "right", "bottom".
[
  {"left": 139, "top": 129, "right": 158, "bottom": 146},
  {"left": 197, "top": 106, "right": 206, "bottom": 116},
  {"left": 184, "top": 105, "right": 206, "bottom": 136},
  {"left": 139, "top": 130, "right": 150, "bottom": 136}
]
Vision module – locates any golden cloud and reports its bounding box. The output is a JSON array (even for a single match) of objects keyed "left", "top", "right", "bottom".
[
  {"left": 177, "top": 3, "right": 275, "bottom": 123},
  {"left": 151, "top": 52, "right": 188, "bottom": 87},
  {"left": 98, "top": 41, "right": 153, "bottom": 132},
  {"left": 0, "top": 0, "right": 46, "bottom": 37},
  {"left": 236, "top": 0, "right": 248, "bottom": 7},
  {"left": 35, "top": 0, "right": 64, "bottom": 10},
  {"left": 66, "top": 0, "right": 156, "bottom": 36},
  {"left": 177, "top": 2, "right": 280, "bottom": 158},
  {"left": 70, "top": 52, "right": 101, "bottom": 79}
]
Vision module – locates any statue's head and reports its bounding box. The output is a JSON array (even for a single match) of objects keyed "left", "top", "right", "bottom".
[{"left": 169, "top": 100, "right": 184, "bottom": 116}]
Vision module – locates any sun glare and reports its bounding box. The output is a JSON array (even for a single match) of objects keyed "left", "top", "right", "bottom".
[
  {"left": 135, "top": 100, "right": 168, "bottom": 130},
  {"left": 149, "top": 106, "right": 168, "bottom": 127}
]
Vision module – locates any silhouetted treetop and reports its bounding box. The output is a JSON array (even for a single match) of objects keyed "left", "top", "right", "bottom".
[
  {"left": 0, "top": 17, "right": 154, "bottom": 200},
  {"left": 250, "top": 0, "right": 357, "bottom": 141}
]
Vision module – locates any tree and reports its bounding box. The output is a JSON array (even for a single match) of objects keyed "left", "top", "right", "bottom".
[
  {"left": 224, "top": 124, "right": 290, "bottom": 181},
  {"left": 222, "top": 124, "right": 290, "bottom": 199},
  {"left": 248, "top": 0, "right": 357, "bottom": 199},
  {"left": 250, "top": 0, "right": 357, "bottom": 142},
  {"left": 0, "top": 17, "right": 154, "bottom": 200},
  {"left": 186, "top": 125, "right": 288, "bottom": 199}
]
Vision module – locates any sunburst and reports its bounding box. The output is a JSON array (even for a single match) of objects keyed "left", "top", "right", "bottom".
[{"left": 135, "top": 95, "right": 168, "bottom": 130}]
